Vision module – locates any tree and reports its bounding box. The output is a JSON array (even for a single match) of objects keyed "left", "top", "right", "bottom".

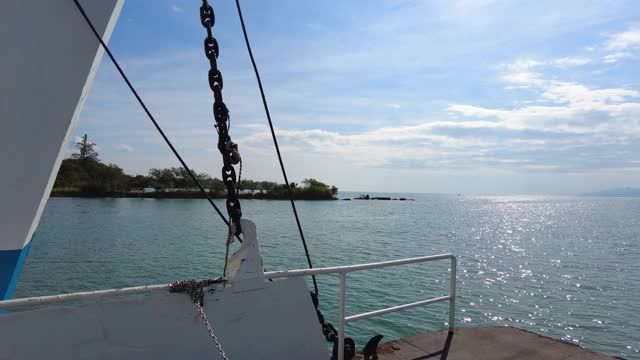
[
  {"left": 72, "top": 134, "right": 99, "bottom": 161},
  {"left": 239, "top": 179, "right": 259, "bottom": 191},
  {"left": 210, "top": 178, "right": 225, "bottom": 194},
  {"left": 295, "top": 178, "right": 338, "bottom": 199},
  {"left": 54, "top": 158, "right": 128, "bottom": 195},
  {"left": 93, "top": 163, "right": 128, "bottom": 193},
  {"left": 149, "top": 168, "right": 176, "bottom": 190},
  {"left": 172, "top": 167, "right": 189, "bottom": 188},
  {"left": 177, "top": 168, "right": 209, "bottom": 189},
  {"left": 147, "top": 167, "right": 211, "bottom": 190},
  {"left": 128, "top": 175, "right": 151, "bottom": 190},
  {"left": 54, "top": 158, "right": 91, "bottom": 189},
  {"left": 258, "top": 181, "right": 278, "bottom": 192}
]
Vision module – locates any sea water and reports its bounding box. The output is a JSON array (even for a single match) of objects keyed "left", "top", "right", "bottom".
[{"left": 13, "top": 194, "right": 640, "bottom": 358}]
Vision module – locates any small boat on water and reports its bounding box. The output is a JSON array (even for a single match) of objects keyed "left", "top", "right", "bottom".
[{"left": 0, "top": 1, "right": 623, "bottom": 359}]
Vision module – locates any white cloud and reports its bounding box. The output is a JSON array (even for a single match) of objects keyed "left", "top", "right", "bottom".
[
  {"left": 79, "top": 2, "right": 640, "bottom": 191},
  {"left": 506, "top": 59, "right": 544, "bottom": 72},
  {"left": 236, "top": 74, "right": 640, "bottom": 171},
  {"left": 500, "top": 57, "right": 591, "bottom": 88},
  {"left": 551, "top": 57, "right": 591, "bottom": 67},
  {"left": 89, "top": 46, "right": 640, "bottom": 177},
  {"left": 601, "top": 26, "right": 640, "bottom": 64},
  {"left": 446, "top": 59, "right": 640, "bottom": 141},
  {"left": 113, "top": 143, "right": 135, "bottom": 152},
  {"left": 171, "top": 5, "right": 184, "bottom": 14},
  {"left": 603, "top": 52, "right": 630, "bottom": 63},
  {"left": 237, "top": 122, "right": 494, "bottom": 169},
  {"left": 606, "top": 26, "right": 640, "bottom": 50},
  {"left": 506, "top": 57, "right": 590, "bottom": 71},
  {"left": 541, "top": 83, "right": 639, "bottom": 105},
  {"left": 447, "top": 104, "right": 509, "bottom": 119},
  {"left": 522, "top": 164, "right": 560, "bottom": 170}
]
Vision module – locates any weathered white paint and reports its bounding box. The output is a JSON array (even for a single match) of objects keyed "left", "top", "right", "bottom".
[
  {"left": 0, "top": 251, "right": 458, "bottom": 359},
  {"left": 0, "top": 284, "right": 171, "bottom": 310},
  {"left": 0, "top": 278, "right": 328, "bottom": 359},
  {"left": 226, "top": 219, "right": 267, "bottom": 292},
  {"left": 0, "top": 218, "right": 329, "bottom": 358},
  {"left": 0, "top": 0, "right": 123, "bottom": 251}
]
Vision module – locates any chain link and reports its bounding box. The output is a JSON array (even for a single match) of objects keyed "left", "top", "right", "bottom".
[
  {"left": 311, "top": 292, "right": 339, "bottom": 342},
  {"left": 195, "top": 302, "right": 229, "bottom": 360},
  {"left": 192, "top": 4, "right": 239, "bottom": 355},
  {"left": 200, "top": 0, "right": 243, "bottom": 236},
  {"left": 170, "top": 278, "right": 229, "bottom": 359}
]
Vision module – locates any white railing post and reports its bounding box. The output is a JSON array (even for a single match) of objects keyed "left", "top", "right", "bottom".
[
  {"left": 338, "top": 272, "right": 346, "bottom": 360},
  {"left": 449, "top": 256, "right": 457, "bottom": 332}
]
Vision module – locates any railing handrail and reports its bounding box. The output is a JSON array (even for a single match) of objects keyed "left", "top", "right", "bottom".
[
  {"left": 270, "top": 253, "right": 457, "bottom": 360},
  {"left": 263, "top": 253, "right": 455, "bottom": 278},
  {"left": 0, "top": 284, "right": 170, "bottom": 310},
  {"left": 0, "top": 253, "right": 457, "bottom": 360}
]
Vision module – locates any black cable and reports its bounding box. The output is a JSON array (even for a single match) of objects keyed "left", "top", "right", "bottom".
[
  {"left": 234, "top": 0, "right": 318, "bottom": 295},
  {"left": 71, "top": 0, "right": 241, "bottom": 243}
]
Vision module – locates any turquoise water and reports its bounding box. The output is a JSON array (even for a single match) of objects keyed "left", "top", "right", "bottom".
[{"left": 14, "top": 194, "right": 640, "bottom": 358}]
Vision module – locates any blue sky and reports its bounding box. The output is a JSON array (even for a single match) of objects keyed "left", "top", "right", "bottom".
[{"left": 74, "top": 0, "right": 640, "bottom": 194}]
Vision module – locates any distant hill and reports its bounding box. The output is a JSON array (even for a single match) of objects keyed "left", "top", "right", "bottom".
[{"left": 581, "top": 187, "right": 640, "bottom": 197}]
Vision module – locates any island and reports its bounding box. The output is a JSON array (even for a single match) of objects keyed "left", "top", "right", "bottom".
[
  {"left": 352, "top": 194, "right": 414, "bottom": 201},
  {"left": 51, "top": 135, "right": 338, "bottom": 200}
]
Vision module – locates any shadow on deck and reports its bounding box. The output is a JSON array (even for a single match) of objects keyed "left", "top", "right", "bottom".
[{"left": 357, "top": 326, "right": 622, "bottom": 360}]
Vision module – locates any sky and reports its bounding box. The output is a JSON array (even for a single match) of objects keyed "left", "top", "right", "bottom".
[{"left": 73, "top": 0, "right": 640, "bottom": 194}]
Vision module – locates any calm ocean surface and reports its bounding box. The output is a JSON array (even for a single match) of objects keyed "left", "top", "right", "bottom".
[{"left": 14, "top": 194, "right": 640, "bottom": 358}]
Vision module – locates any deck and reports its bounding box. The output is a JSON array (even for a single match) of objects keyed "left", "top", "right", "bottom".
[{"left": 357, "top": 326, "right": 620, "bottom": 360}]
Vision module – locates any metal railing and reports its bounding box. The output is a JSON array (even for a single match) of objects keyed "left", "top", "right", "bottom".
[
  {"left": 264, "top": 253, "right": 457, "bottom": 360},
  {"left": 0, "top": 254, "right": 457, "bottom": 360}
]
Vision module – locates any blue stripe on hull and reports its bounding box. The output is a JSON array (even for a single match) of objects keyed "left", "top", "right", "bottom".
[{"left": 0, "top": 242, "right": 32, "bottom": 300}]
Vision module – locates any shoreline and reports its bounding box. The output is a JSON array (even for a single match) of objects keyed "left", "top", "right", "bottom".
[{"left": 50, "top": 190, "right": 338, "bottom": 201}]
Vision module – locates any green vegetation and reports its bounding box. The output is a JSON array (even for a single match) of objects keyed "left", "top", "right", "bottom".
[
  {"left": 54, "top": 135, "right": 128, "bottom": 195},
  {"left": 238, "top": 178, "right": 338, "bottom": 200},
  {"left": 52, "top": 135, "right": 337, "bottom": 200}
]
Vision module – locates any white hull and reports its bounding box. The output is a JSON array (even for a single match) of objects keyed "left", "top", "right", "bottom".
[
  {"left": 0, "top": 219, "right": 329, "bottom": 359},
  {"left": 0, "top": 0, "right": 123, "bottom": 299},
  {"left": 0, "top": 277, "right": 327, "bottom": 359}
]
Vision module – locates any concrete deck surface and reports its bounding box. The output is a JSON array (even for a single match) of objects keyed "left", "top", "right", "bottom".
[{"left": 356, "top": 326, "right": 621, "bottom": 360}]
